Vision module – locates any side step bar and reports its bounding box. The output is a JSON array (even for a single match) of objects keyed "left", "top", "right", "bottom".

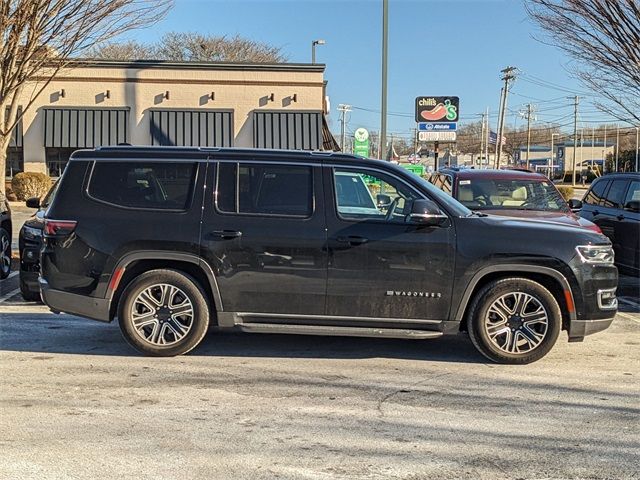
[{"left": 238, "top": 323, "right": 443, "bottom": 340}]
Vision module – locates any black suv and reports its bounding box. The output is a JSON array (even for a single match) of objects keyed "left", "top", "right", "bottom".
[
  {"left": 40, "top": 147, "right": 618, "bottom": 364},
  {"left": 0, "top": 190, "right": 11, "bottom": 279},
  {"left": 579, "top": 173, "right": 640, "bottom": 276}
]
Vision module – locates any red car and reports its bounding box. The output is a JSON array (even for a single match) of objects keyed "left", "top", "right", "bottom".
[{"left": 429, "top": 168, "right": 601, "bottom": 233}]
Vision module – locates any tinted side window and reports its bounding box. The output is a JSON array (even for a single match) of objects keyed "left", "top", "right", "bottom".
[
  {"left": 216, "top": 163, "right": 313, "bottom": 217},
  {"left": 624, "top": 180, "right": 640, "bottom": 205},
  {"left": 88, "top": 162, "right": 197, "bottom": 210},
  {"left": 584, "top": 180, "right": 609, "bottom": 206},
  {"left": 602, "top": 180, "right": 629, "bottom": 209}
]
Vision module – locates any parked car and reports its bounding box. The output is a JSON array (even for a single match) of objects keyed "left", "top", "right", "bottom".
[
  {"left": 0, "top": 191, "right": 11, "bottom": 279},
  {"left": 429, "top": 168, "right": 601, "bottom": 232},
  {"left": 579, "top": 173, "right": 640, "bottom": 276},
  {"left": 40, "top": 146, "right": 617, "bottom": 364},
  {"left": 19, "top": 181, "right": 59, "bottom": 300}
]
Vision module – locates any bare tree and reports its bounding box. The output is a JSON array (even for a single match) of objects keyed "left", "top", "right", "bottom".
[
  {"left": 0, "top": 0, "right": 172, "bottom": 193},
  {"left": 88, "top": 40, "right": 155, "bottom": 60},
  {"left": 526, "top": 0, "right": 640, "bottom": 124},
  {"left": 90, "top": 32, "right": 287, "bottom": 63}
]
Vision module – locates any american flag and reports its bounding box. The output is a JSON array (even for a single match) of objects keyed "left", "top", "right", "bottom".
[{"left": 488, "top": 131, "right": 506, "bottom": 145}]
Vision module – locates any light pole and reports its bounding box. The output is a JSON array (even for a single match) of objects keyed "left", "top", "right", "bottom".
[
  {"left": 311, "top": 39, "right": 325, "bottom": 64},
  {"left": 380, "top": 0, "right": 389, "bottom": 159}
]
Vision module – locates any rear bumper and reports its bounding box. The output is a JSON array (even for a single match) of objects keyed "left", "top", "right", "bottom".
[{"left": 39, "top": 278, "right": 111, "bottom": 323}]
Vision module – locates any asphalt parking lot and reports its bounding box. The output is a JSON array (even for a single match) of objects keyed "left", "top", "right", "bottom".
[
  {"left": 1, "top": 277, "right": 639, "bottom": 479},
  {"left": 1, "top": 203, "right": 639, "bottom": 479}
]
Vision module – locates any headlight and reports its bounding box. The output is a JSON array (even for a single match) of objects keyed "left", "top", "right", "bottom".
[
  {"left": 22, "top": 226, "right": 42, "bottom": 240},
  {"left": 576, "top": 245, "right": 614, "bottom": 264}
]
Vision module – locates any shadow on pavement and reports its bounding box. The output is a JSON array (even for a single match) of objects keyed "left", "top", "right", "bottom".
[{"left": 0, "top": 312, "right": 485, "bottom": 363}]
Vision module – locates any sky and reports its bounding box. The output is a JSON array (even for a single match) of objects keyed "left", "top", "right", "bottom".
[{"left": 124, "top": 0, "right": 627, "bottom": 142}]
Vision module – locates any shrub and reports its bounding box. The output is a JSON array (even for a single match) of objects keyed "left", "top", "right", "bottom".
[
  {"left": 11, "top": 172, "right": 52, "bottom": 201},
  {"left": 556, "top": 185, "right": 574, "bottom": 201}
]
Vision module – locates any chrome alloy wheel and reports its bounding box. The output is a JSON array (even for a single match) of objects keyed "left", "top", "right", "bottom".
[
  {"left": 0, "top": 233, "right": 10, "bottom": 276},
  {"left": 130, "top": 283, "right": 194, "bottom": 346},
  {"left": 484, "top": 292, "right": 549, "bottom": 354}
]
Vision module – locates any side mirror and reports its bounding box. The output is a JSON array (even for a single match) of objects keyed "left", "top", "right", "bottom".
[
  {"left": 624, "top": 200, "right": 640, "bottom": 213},
  {"left": 568, "top": 199, "right": 582, "bottom": 211},
  {"left": 407, "top": 199, "right": 448, "bottom": 226},
  {"left": 26, "top": 197, "right": 40, "bottom": 209},
  {"left": 376, "top": 194, "right": 392, "bottom": 208}
]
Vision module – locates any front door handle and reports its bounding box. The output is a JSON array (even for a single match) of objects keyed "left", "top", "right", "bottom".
[
  {"left": 617, "top": 214, "right": 624, "bottom": 221},
  {"left": 210, "top": 230, "right": 242, "bottom": 240},
  {"left": 592, "top": 210, "right": 600, "bottom": 216},
  {"left": 336, "top": 235, "right": 368, "bottom": 246}
]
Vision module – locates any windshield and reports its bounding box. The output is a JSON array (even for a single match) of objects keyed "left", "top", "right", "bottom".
[{"left": 457, "top": 178, "right": 568, "bottom": 212}]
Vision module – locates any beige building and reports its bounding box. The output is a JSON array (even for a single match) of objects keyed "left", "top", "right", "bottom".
[{"left": 7, "top": 60, "right": 336, "bottom": 180}]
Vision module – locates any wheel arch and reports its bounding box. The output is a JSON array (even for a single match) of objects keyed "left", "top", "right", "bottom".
[
  {"left": 106, "top": 251, "right": 223, "bottom": 321},
  {"left": 455, "top": 264, "right": 577, "bottom": 332}
]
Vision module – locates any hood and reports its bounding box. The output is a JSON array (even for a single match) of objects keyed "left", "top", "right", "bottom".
[{"left": 484, "top": 209, "right": 599, "bottom": 231}]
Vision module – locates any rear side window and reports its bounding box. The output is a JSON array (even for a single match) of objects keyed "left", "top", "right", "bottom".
[
  {"left": 584, "top": 180, "right": 609, "bottom": 206},
  {"left": 88, "top": 162, "right": 197, "bottom": 210},
  {"left": 624, "top": 180, "right": 640, "bottom": 205},
  {"left": 216, "top": 163, "right": 313, "bottom": 217},
  {"left": 602, "top": 180, "right": 629, "bottom": 209}
]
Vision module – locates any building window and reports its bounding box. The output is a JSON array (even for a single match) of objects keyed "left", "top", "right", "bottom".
[
  {"left": 5, "top": 147, "right": 24, "bottom": 178},
  {"left": 45, "top": 148, "right": 76, "bottom": 177}
]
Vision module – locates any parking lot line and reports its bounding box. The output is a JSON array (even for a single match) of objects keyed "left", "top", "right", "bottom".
[{"left": 0, "top": 287, "right": 20, "bottom": 304}]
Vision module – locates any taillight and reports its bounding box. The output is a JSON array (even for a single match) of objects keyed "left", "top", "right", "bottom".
[{"left": 44, "top": 219, "right": 77, "bottom": 236}]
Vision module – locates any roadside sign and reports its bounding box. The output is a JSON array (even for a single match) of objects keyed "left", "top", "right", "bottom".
[
  {"left": 353, "top": 127, "right": 370, "bottom": 157},
  {"left": 415, "top": 96, "right": 460, "bottom": 123},
  {"left": 418, "top": 131, "right": 457, "bottom": 142},
  {"left": 418, "top": 122, "right": 457, "bottom": 131}
]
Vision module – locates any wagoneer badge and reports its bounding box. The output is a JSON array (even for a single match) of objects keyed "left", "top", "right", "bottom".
[{"left": 386, "top": 291, "right": 442, "bottom": 298}]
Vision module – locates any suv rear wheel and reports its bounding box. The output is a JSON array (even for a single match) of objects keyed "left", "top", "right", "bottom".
[
  {"left": 118, "top": 269, "right": 210, "bottom": 356},
  {"left": 467, "top": 277, "right": 561, "bottom": 364}
]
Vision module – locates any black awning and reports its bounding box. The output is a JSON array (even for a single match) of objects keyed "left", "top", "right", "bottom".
[
  {"left": 322, "top": 114, "right": 340, "bottom": 152},
  {"left": 150, "top": 109, "right": 234, "bottom": 147},
  {"left": 253, "top": 111, "right": 322, "bottom": 150},
  {"left": 43, "top": 108, "right": 129, "bottom": 148}
]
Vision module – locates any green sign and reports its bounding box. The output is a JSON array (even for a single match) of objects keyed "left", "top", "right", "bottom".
[{"left": 353, "top": 127, "right": 370, "bottom": 157}]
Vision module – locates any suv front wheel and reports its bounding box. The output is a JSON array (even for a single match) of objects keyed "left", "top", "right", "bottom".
[
  {"left": 118, "top": 269, "right": 210, "bottom": 356},
  {"left": 467, "top": 277, "right": 561, "bottom": 364}
]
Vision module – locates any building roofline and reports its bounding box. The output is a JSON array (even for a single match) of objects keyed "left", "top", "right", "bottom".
[{"left": 61, "top": 58, "right": 326, "bottom": 73}]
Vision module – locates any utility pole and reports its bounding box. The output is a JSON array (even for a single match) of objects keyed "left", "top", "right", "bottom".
[
  {"left": 485, "top": 107, "right": 490, "bottom": 167},
  {"left": 380, "top": 0, "right": 389, "bottom": 160},
  {"left": 480, "top": 111, "right": 486, "bottom": 166},
  {"left": 603, "top": 124, "right": 608, "bottom": 173},
  {"left": 524, "top": 103, "right": 535, "bottom": 170},
  {"left": 413, "top": 128, "right": 418, "bottom": 155},
  {"left": 496, "top": 66, "right": 517, "bottom": 168},
  {"left": 636, "top": 127, "right": 640, "bottom": 172},
  {"left": 337, "top": 104, "right": 351, "bottom": 152},
  {"left": 615, "top": 124, "right": 620, "bottom": 172},
  {"left": 571, "top": 95, "right": 579, "bottom": 186}
]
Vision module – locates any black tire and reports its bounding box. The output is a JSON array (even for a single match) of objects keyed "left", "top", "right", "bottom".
[
  {"left": 118, "top": 269, "right": 210, "bottom": 356},
  {"left": 467, "top": 277, "right": 561, "bottom": 364},
  {"left": 0, "top": 227, "right": 10, "bottom": 280},
  {"left": 20, "top": 277, "right": 41, "bottom": 302}
]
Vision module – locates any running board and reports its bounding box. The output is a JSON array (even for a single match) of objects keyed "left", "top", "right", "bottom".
[{"left": 237, "top": 323, "right": 443, "bottom": 340}]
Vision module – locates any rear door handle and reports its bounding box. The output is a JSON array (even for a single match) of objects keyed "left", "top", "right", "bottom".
[
  {"left": 336, "top": 235, "right": 368, "bottom": 246},
  {"left": 592, "top": 210, "right": 600, "bottom": 216},
  {"left": 210, "top": 230, "right": 242, "bottom": 240},
  {"left": 617, "top": 214, "right": 624, "bottom": 221}
]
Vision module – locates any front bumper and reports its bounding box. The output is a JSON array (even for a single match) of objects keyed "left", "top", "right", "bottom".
[{"left": 39, "top": 278, "right": 111, "bottom": 322}]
